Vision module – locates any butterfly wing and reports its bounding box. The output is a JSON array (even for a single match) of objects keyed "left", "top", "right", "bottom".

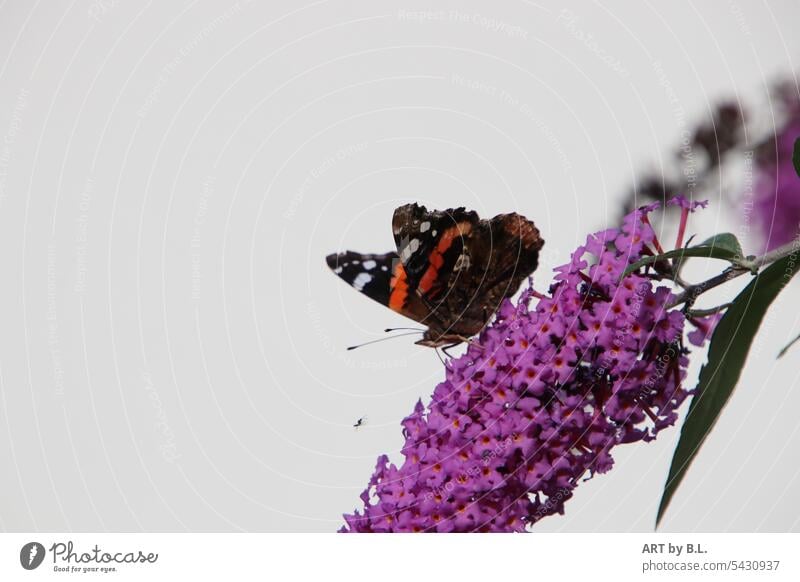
[
  {"left": 393, "top": 206, "right": 543, "bottom": 339},
  {"left": 391, "top": 203, "right": 480, "bottom": 303},
  {"left": 325, "top": 250, "right": 432, "bottom": 324},
  {"left": 326, "top": 205, "right": 544, "bottom": 347},
  {"left": 459, "top": 212, "right": 544, "bottom": 322}
]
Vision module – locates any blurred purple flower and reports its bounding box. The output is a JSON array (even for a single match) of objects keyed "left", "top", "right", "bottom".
[
  {"left": 752, "top": 110, "right": 800, "bottom": 251},
  {"left": 341, "top": 202, "right": 715, "bottom": 533}
]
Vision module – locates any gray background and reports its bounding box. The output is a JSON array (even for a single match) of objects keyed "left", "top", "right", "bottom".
[{"left": 0, "top": 0, "right": 799, "bottom": 532}]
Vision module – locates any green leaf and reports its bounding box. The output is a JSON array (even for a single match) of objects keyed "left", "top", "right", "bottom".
[
  {"left": 777, "top": 331, "right": 800, "bottom": 359},
  {"left": 699, "top": 233, "right": 744, "bottom": 260},
  {"left": 793, "top": 137, "right": 800, "bottom": 178},
  {"left": 622, "top": 244, "right": 742, "bottom": 279},
  {"left": 672, "top": 233, "right": 746, "bottom": 276},
  {"left": 656, "top": 253, "right": 800, "bottom": 526}
]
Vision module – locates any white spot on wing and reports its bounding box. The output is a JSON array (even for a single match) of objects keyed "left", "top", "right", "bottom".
[
  {"left": 400, "top": 238, "right": 421, "bottom": 262},
  {"left": 420, "top": 221, "right": 431, "bottom": 233},
  {"left": 362, "top": 260, "right": 377, "bottom": 270},
  {"left": 353, "top": 272, "right": 372, "bottom": 291}
]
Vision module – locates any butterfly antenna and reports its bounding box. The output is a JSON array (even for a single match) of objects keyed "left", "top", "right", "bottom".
[{"left": 347, "top": 331, "right": 422, "bottom": 351}]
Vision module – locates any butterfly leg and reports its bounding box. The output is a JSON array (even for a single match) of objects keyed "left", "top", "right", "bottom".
[{"left": 441, "top": 343, "right": 462, "bottom": 359}]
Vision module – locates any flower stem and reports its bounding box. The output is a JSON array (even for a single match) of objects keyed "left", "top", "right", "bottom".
[
  {"left": 746, "top": 237, "right": 800, "bottom": 270},
  {"left": 668, "top": 236, "right": 800, "bottom": 309}
]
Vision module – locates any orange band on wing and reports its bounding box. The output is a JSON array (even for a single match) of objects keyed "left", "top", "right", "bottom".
[
  {"left": 417, "top": 223, "right": 471, "bottom": 295},
  {"left": 389, "top": 262, "right": 409, "bottom": 311}
]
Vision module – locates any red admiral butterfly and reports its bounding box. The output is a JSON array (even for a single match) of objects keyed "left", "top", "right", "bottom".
[{"left": 326, "top": 203, "right": 544, "bottom": 348}]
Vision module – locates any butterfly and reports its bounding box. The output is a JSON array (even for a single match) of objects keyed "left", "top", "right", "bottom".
[{"left": 326, "top": 203, "right": 544, "bottom": 348}]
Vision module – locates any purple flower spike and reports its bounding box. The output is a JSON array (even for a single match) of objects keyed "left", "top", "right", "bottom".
[{"left": 341, "top": 203, "right": 715, "bottom": 533}]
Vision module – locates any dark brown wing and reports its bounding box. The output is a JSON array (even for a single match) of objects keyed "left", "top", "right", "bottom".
[
  {"left": 427, "top": 212, "right": 544, "bottom": 338},
  {"left": 473, "top": 212, "right": 544, "bottom": 310}
]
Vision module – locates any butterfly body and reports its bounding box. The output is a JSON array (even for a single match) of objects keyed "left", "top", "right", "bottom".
[{"left": 326, "top": 203, "right": 544, "bottom": 348}]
